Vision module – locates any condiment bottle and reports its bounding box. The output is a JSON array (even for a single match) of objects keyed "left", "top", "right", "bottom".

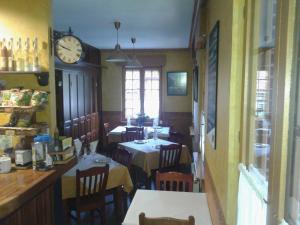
[
  {"left": 7, "top": 38, "right": 15, "bottom": 71},
  {"left": 24, "top": 38, "right": 31, "bottom": 71},
  {"left": 16, "top": 38, "right": 24, "bottom": 71},
  {"left": 32, "top": 37, "right": 39, "bottom": 71},
  {"left": 0, "top": 39, "right": 8, "bottom": 71}
]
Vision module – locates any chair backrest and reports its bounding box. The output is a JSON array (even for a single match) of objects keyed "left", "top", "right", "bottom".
[
  {"left": 159, "top": 144, "right": 182, "bottom": 172},
  {"left": 112, "top": 147, "right": 133, "bottom": 169},
  {"left": 156, "top": 171, "right": 194, "bottom": 192},
  {"left": 76, "top": 165, "right": 109, "bottom": 204},
  {"left": 168, "top": 131, "right": 184, "bottom": 144},
  {"left": 139, "top": 213, "right": 195, "bottom": 225},
  {"left": 122, "top": 127, "right": 144, "bottom": 141}
]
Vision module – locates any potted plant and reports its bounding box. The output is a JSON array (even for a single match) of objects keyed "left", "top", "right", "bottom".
[{"left": 136, "top": 113, "right": 149, "bottom": 127}]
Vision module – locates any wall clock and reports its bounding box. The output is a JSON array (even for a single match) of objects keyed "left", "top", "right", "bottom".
[{"left": 55, "top": 35, "right": 84, "bottom": 64}]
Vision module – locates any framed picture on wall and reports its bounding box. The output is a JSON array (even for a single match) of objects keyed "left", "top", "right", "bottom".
[
  {"left": 193, "top": 66, "right": 199, "bottom": 102},
  {"left": 207, "top": 21, "right": 220, "bottom": 150},
  {"left": 167, "top": 71, "right": 188, "bottom": 96}
]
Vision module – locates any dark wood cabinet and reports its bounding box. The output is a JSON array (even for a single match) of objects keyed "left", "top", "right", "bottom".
[{"left": 55, "top": 68, "right": 101, "bottom": 142}]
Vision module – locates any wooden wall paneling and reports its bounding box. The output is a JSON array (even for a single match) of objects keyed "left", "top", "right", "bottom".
[
  {"left": 85, "top": 114, "right": 91, "bottom": 133},
  {"left": 62, "top": 71, "right": 71, "bottom": 122},
  {"left": 55, "top": 70, "right": 64, "bottom": 135},
  {"left": 77, "top": 72, "right": 85, "bottom": 117},
  {"left": 63, "top": 120, "right": 72, "bottom": 137},
  {"left": 70, "top": 72, "right": 78, "bottom": 119},
  {"left": 84, "top": 72, "right": 91, "bottom": 115},
  {"left": 72, "top": 118, "right": 79, "bottom": 139},
  {"left": 79, "top": 116, "right": 86, "bottom": 138}
]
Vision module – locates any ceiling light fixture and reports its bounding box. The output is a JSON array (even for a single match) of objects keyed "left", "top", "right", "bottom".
[
  {"left": 105, "top": 21, "right": 129, "bottom": 63},
  {"left": 125, "top": 37, "right": 143, "bottom": 68}
]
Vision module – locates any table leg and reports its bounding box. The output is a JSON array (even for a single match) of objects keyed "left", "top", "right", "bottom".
[{"left": 113, "top": 186, "right": 124, "bottom": 222}]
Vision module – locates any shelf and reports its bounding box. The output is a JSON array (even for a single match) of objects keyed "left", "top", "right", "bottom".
[
  {"left": 0, "top": 127, "right": 39, "bottom": 136},
  {"left": 0, "top": 106, "right": 40, "bottom": 113},
  {"left": 0, "top": 71, "right": 49, "bottom": 86}
]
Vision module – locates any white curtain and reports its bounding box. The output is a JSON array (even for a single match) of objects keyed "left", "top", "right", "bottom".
[{"left": 237, "top": 163, "right": 268, "bottom": 225}]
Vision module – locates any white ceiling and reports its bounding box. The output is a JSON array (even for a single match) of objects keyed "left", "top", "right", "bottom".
[{"left": 53, "top": 0, "right": 195, "bottom": 49}]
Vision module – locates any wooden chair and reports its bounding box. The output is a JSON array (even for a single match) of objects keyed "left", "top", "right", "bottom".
[
  {"left": 168, "top": 131, "right": 185, "bottom": 144},
  {"left": 65, "top": 165, "right": 109, "bottom": 225},
  {"left": 112, "top": 147, "right": 133, "bottom": 169},
  {"left": 156, "top": 171, "right": 193, "bottom": 192},
  {"left": 99, "top": 122, "right": 118, "bottom": 157},
  {"left": 139, "top": 212, "right": 195, "bottom": 225},
  {"left": 159, "top": 144, "right": 182, "bottom": 172},
  {"left": 121, "top": 127, "right": 144, "bottom": 141}
]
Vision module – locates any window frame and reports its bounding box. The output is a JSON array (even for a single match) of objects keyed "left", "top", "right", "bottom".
[
  {"left": 241, "top": 0, "right": 296, "bottom": 224},
  {"left": 121, "top": 66, "right": 162, "bottom": 121}
]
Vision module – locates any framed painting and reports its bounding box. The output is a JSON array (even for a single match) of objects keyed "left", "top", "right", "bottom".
[
  {"left": 167, "top": 71, "right": 188, "bottom": 96},
  {"left": 207, "top": 21, "right": 220, "bottom": 149}
]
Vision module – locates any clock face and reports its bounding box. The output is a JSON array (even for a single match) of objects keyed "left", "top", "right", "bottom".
[{"left": 55, "top": 35, "right": 83, "bottom": 64}]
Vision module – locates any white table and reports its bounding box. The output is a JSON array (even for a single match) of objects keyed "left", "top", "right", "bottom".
[{"left": 122, "top": 190, "right": 212, "bottom": 225}]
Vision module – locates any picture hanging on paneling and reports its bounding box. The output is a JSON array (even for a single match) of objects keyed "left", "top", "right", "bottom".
[
  {"left": 207, "top": 21, "right": 219, "bottom": 149},
  {"left": 193, "top": 66, "right": 199, "bottom": 102},
  {"left": 167, "top": 71, "right": 188, "bottom": 96}
]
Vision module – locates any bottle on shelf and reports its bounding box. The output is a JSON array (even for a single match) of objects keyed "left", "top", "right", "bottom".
[
  {"left": 32, "top": 37, "right": 40, "bottom": 72},
  {"left": 7, "top": 38, "right": 15, "bottom": 71},
  {"left": 53, "top": 127, "right": 60, "bottom": 152},
  {"left": 16, "top": 38, "right": 24, "bottom": 72},
  {"left": 0, "top": 39, "right": 8, "bottom": 71},
  {"left": 24, "top": 37, "right": 31, "bottom": 72}
]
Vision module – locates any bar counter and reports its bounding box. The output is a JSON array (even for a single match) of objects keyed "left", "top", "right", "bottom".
[{"left": 0, "top": 158, "right": 76, "bottom": 225}]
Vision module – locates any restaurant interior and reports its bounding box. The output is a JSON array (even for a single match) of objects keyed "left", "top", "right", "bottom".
[{"left": 0, "top": 0, "right": 299, "bottom": 225}]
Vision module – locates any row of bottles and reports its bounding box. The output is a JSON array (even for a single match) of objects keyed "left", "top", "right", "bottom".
[{"left": 0, "top": 37, "right": 40, "bottom": 72}]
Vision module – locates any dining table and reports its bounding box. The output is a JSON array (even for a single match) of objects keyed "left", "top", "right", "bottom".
[
  {"left": 119, "top": 138, "right": 192, "bottom": 177},
  {"left": 61, "top": 153, "right": 133, "bottom": 220},
  {"left": 108, "top": 126, "right": 170, "bottom": 143},
  {"left": 122, "top": 189, "right": 212, "bottom": 225}
]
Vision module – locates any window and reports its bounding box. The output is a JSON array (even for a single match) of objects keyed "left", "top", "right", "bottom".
[
  {"left": 123, "top": 68, "right": 161, "bottom": 119},
  {"left": 245, "top": 0, "right": 277, "bottom": 180}
]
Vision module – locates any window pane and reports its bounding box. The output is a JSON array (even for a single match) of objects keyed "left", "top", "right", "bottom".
[
  {"left": 124, "top": 69, "right": 140, "bottom": 118},
  {"left": 249, "top": 0, "right": 277, "bottom": 180},
  {"left": 144, "top": 70, "right": 160, "bottom": 118}
]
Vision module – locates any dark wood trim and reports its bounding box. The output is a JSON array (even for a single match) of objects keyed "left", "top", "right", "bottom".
[{"left": 204, "top": 161, "right": 226, "bottom": 225}]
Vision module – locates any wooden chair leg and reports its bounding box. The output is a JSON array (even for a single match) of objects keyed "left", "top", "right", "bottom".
[
  {"left": 100, "top": 207, "right": 106, "bottom": 225},
  {"left": 76, "top": 210, "right": 81, "bottom": 225},
  {"left": 90, "top": 210, "right": 94, "bottom": 225}
]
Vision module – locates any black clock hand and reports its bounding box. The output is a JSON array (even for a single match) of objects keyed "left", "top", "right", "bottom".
[{"left": 59, "top": 44, "right": 71, "bottom": 51}]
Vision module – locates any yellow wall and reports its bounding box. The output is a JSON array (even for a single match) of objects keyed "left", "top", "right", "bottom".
[
  {"left": 200, "top": 0, "right": 245, "bottom": 224},
  {"left": 101, "top": 50, "right": 193, "bottom": 113},
  {"left": 0, "top": 0, "right": 56, "bottom": 132}
]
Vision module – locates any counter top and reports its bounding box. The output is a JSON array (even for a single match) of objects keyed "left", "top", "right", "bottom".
[{"left": 0, "top": 158, "right": 77, "bottom": 220}]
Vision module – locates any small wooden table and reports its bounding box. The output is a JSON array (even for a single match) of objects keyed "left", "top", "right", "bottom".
[
  {"left": 108, "top": 126, "right": 170, "bottom": 143},
  {"left": 122, "top": 190, "right": 212, "bottom": 225},
  {"left": 119, "top": 139, "right": 192, "bottom": 177}
]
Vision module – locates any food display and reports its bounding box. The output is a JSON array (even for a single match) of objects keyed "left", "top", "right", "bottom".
[{"left": 0, "top": 88, "right": 48, "bottom": 107}]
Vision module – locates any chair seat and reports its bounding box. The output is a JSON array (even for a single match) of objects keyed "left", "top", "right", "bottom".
[{"left": 67, "top": 195, "right": 106, "bottom": 212}]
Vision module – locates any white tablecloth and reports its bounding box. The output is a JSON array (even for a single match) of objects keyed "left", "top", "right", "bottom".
[
  {"left": 109, "top": 126, "right": 170, "bottom": 138},
  {"left": 122, "top": 190, "right": 212, "bottom": 225}
]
